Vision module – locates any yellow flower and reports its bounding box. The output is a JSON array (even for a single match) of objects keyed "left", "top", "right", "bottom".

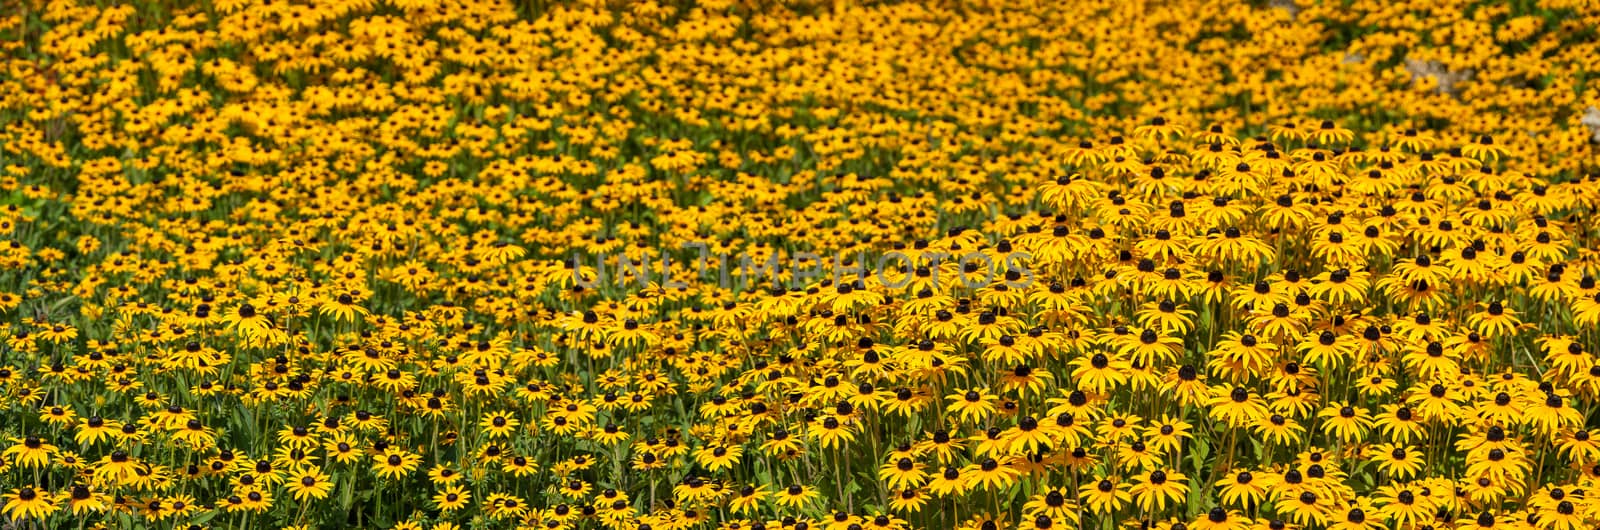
[
  {"left": 2, "top": 437, "right": 56, "bottom": 468},
  {"left": 477, "top": 410, "right": 520, "bottom": 438},
  {"left": 2, "top": 487, "right": 57, "bottom": 521},
  {"left": 373, "top": 448, "right": 422, "bottom": 480},
  {"left": 432, "top": 485, "right": 470, "bottom": 512},
  {"left": 285, "top": 467, "right": 333, "bottom": 502}
]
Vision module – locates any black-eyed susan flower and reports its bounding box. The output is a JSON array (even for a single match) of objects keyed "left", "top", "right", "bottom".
[
  {"left": 478, "top": 410, "right": 520, "bottom": 438},
  {"left": 285, "top": 467, "right": 333, "bottom": 502},
  {"left": 773, "top": 484, "right": 819, "bottom": 509},
  {"left": 728, "top": 484, "right": 768, "bottom": 514},
  {"left": 60, "top": 484, "right": 108, "bottom": 516},
  {"left": 373, "top": 448, "right": 422, "bottom": 480},
  {"left": 888, "top": 487, "right": 929, "bottom": 513},
  {"left": 2, "top": 436, "right": 56, "bottom": 468},
  {"left": 1077, "top": 477, "right": 1130, "bottom": 515},
  {"left": 432, "top": 484, "right": 470, "bottom": 513},
  {"left": 0, "top": 2, "right": 1597, "bottom": 528},
  {"left": 2, "top": 487, "right": 57, "bottom": 521}
]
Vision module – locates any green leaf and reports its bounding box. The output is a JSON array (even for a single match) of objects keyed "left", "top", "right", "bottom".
[
  {"left": 1187, "top": 484, "right": 1208, "bottom": 513},
  {"left": 1190, "top": 438, "right": 1211, "bottom": 476},
  {"left": 844, "top": 478, "right": 864, "bottom": 495},
  {"left": 341, "top": 478, "right": 356, "bottom": 511},
  {"left": 190, "top": 510, "right": 220, "bottom": 525}
]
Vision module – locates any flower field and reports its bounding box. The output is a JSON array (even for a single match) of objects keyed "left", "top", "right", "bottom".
[{"left": 4, "top": 0, "right": 1600, "bottom": 529}]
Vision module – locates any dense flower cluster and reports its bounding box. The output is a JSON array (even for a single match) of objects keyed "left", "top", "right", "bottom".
[{"left": 2, "top": 0, "right": 1600, "bottom": 529}]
